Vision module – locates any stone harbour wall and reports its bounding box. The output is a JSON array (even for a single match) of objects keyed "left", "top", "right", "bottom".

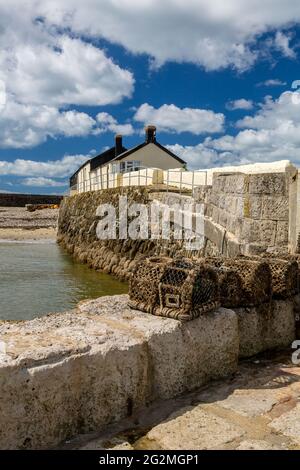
[
  {"left": 0, "top": 193, "right": 63, "bottom": 207},
  {"left": 57, "top": 188, "right": 191, "bottom": 281}
]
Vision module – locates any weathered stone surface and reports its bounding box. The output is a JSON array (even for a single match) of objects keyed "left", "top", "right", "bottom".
[
  {"left": 0, "top": 295, "right": 239, "bottom": 449},
  {"left": 240, "top": 219, "right": 277, "bottom": 244},
  {"left": 234, "top": 299, "right": 296, "bottom": 358},
  {"left": 217, "top": 389, "right": 279, "bottom": 417},
  {"left": 236, "top": 440, "right": 285, "bottom": 450},
  {"left": 270, "top": 404, "right": 300, "bottom": 443},
  {"left": 261, "top": 196, "right": 288, "bottom": 221},
  {"left": 138, "top": 406, "right": 245, "bottom": 450},
  {"left": 249, "top": 174, "right": 287, "bottom": 195},
  {"left": 79, "top": 296, "right": 239, "bottom": 400}
]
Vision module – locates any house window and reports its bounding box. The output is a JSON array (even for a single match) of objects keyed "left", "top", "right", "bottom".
[
  {"left": 119, "top": 161, "right": 141, "bottom": 173},
  {"left": 111, "top": 163, "right": 120, "bottom": 173}
]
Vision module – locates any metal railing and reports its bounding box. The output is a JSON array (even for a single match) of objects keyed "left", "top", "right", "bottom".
[{"left": 69, "top": 167, "right": 208, "bottom": 195}]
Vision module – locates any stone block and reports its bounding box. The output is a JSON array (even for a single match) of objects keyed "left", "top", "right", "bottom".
[
  {"left": 270, "top": 403, "right": 300, "bottom": 444},
  {"left": 0, "top": 295, "right": 239, "bottom": 449},
  {"left": 223, "top": 173, "right": 248, "bottom": 194},
  {"left": 234, "top": 299, "right": 296, "bottom": 358},
  {"left": 79, "top": 296, "right": 239, "bottom": 400},
  {"left": 261, "top": 196, "right": 288, "bottom": 221},
  {"left": 240, "top": 219, "right": 277, "bottom": 244},
  {"left": 244, "top": 195, "right": 262, "bottom": 219},
  {"left": 249, "top": 173, "right": 287, "bottom": 195},
  {"left": 139, "top": 406, "right": 245, "bottom": 450},
  {"left": 276, "top": 221, "right": 289, "bottom": 246}
]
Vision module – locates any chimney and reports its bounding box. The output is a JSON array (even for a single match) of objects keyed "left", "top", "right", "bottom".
[
  {"left": 145, "top": 125, "right": 156, "bottom": 143},
  {"left": 115, "top": 134, "right": 123, "bottom": 156}
]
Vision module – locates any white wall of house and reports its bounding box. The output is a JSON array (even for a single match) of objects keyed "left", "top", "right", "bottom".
[{"left": 118, "top": 143, "right": 183, "bottom": 170}]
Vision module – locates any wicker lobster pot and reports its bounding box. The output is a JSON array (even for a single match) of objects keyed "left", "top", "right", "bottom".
[
  {"left": 204, "top": 257, "right": 272, "bottom": 307},
  {"left": 240, "top": 254, "right": 299, "bottom": 299},
  {"left": 128, "top": 256, "right": 172, "bottom": 313},
  {"left": 128, "top": 257, "right": 220, "bottom": 321},
  {"left": 261, "top": 258, "right": 298, "bottom": 299}
]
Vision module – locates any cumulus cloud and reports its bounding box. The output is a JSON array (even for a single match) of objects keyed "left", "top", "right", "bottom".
[
  {"left": 0, "top": 101, "right": 98, "bottom": 148},
  {"left": 0, "top": 103, "right": 133, "bottom": 148},
  {"left": 35, "top": 0, "right": 300, "bottom": 71},
  {"left": 96, "top": 113, "right": 134, "bottom": 136},
  {"left": 134, "top": 103, "right": 224, "bottom": 134},
  {"left": 0, "top": 154, "right": 91, "bottom": 178},
  {"left": 22, "top": 177, "right": 67, "bottom": 187},
  {"left": 173, "top": 91, "right": 300, "bottom": 169},
  {"left": 0, "top": 2, "right": 134, "bottom": 148},
  {"left": 226, "top": 99, "right": 254, "bottom": 110},
  {"left": 0, "top": 35, "right": 134, "bottom": 107}
]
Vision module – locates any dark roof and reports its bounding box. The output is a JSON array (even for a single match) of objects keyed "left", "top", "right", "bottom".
[
  {"left": 90, "top": 145, "right": 127, "bottom": 171},
  {"left": 69, "top": 145, "right": 127, "bottom": 185},
  {"left": 111, "top": 141, "right": 186, "bottom": 165}
]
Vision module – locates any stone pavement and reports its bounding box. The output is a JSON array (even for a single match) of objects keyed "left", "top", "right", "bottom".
[{"left": 66, "top": 351, "right": 300, "bottom": 450}]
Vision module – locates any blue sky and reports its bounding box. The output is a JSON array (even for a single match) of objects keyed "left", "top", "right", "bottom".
[{"left": 1, "top": 1, "right": 300, "bottom": 194}]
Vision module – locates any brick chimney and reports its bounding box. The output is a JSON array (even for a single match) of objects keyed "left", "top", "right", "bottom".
[
  {"left": 115, "top": 134, "right": 123, "bottom": 156},
  {"left": 145, "top": 125, "right": 156, "bottom": 143}
]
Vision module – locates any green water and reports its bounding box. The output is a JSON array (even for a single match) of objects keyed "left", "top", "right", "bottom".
[{"left": 0, "top": 242, "right": 128, "bottom": 321}]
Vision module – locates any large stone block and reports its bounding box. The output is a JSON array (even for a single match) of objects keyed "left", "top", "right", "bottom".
[
  {"left": 243, "top": 195, "right": 262, "bottom": 219},
  {"left": 261, "top": 196, "right": 288, "bottom": 221},
  {"left": 240, "top": 219, "right": 277, "bottom": 244},
  {"left": 249, "top": 173, "right": 287, "bottom": 195},
  {"left": 234, "top": 299, "right": 296, "bottom": 358},
  {"left": 0, "top": 295, "right": 239, "bottom": 449}
]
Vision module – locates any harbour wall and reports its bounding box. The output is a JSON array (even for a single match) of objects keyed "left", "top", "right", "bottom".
[{"left": 0, "top": 193, "right": 63, "bottom": 207}]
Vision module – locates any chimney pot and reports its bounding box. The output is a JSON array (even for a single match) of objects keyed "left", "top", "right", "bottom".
[
  {"left": 145, "top": 125, "right": 156, "bottom": 143},
  {"left": 115, "top": 134, "right": 123, "bottom": 156}
]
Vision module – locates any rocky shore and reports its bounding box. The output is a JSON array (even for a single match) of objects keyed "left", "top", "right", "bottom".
[{"left": 0, "top": 207, "right": 59, "bottom": 241}]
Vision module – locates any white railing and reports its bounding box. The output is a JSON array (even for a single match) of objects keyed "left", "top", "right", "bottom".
[{"left": 69, "top": 167, "right": 208, "bottom": 195}]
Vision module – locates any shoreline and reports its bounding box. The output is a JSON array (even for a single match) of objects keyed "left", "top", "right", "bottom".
[
  {"left": 0, "top": 207, "right": 59, "bottom": 242},
  {"left": 0, "top": 227, "right": 57, "bottom": 242}
]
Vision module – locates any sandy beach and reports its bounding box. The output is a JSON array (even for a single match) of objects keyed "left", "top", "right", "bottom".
[{"left": 0, "top": 207, "right": 59, "bottom": 241}]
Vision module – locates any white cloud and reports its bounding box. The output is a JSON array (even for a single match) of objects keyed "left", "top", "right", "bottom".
[
  {"left": 0, "top": 101, "right": 98, "bottom": 148},
  {"left": 96, "top": 113, "right": 134, "bottom": 136},
  {"left": 274, "top": 31, "right": 296, "bottom": 58},
  {"left": 175, "top": 91, "right": 300, "bottom": 168},
  {"left": 35, "top": 0, "right": 300, "bottom": 71},
  {"left": 0, "top": 3, "right": 134, "bottom": 148},
  {"left": 0, "top": 35, "right": 134, "bottom": 107},
  {"left": 0, "top": 154, "right": 91, "bottom": 178},
  {"left": 134, "top": 103, "right": 224, "bottom": 134},
  {"left": 22, "top": 177, "right": 67, "bottom": 187},
  {"left": 257, "top": 79, "right": 287, "bottom": 87},
  {"left": 226, "top": 99, "right": 254, "bottom": 110},
  {"left": 166, "top": 143, "right": 220, "bottom": 169}
]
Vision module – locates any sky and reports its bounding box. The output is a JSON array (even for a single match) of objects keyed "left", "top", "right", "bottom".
[{"left": 1, "top": 1, "right": 300, "bottom": 194}]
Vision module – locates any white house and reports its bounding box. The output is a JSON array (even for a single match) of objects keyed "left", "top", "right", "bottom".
[{"left": 70, "top": 126, "right": 186, "bottom": 192}]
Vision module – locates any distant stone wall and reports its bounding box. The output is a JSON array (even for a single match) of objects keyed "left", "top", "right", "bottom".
[{"left": 0, "top": 193, "right": 63, "bottom": 207}]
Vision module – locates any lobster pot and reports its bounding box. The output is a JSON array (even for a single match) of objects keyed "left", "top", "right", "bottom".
[
  {"left": 128, "top": 257, "right": 220, "bottom": 321},
  {"left": 261, "top": 258, "right": 299, "bottom": 299},
  {"left": 239, "top": 254, "right": 299, "bottom": 299},
  {"left": 128, "top": 257, "right": 172, "bottom": 313},
  {"left": 155, "top": 258, "right": 220, "bottom": 321},
  {"left": 214, "top": 266, "right": 243, "bottom": 308},
  {"left": 204, "top": 257, "right": 272, "bottom": 307}
]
